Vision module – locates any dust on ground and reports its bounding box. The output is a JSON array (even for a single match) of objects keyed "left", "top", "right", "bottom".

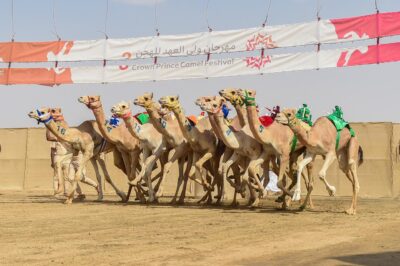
[{"left": 1, "top": 191, "right": 399, "bottom": 266}]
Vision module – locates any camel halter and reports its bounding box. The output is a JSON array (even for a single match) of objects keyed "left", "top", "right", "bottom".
[
  {"left": 36, "top": 110, "right": 53, "bottom": 124},
  {"left": 120, "top": 111, "right": 132, "bottom": 120},
  {"left": 231, "top": 95, "right": 244, "bottom": 107},
  {"left": 243, "top": 90, "right": 256, "bottom": 106}
]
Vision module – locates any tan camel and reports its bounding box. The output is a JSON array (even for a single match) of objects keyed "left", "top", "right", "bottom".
[
  {"left": 78, "top": 96, "right": 144, "bottom": 202},
  {"left": 47, "top": 107, "right": 92, "bottom": 199},
  {"left": 134, "top": 93, "right": 192, "bottom": 204},
  {"left": 275, "top": 109, "right": 363, "bottom": 215},
  {"left": 28, "top": 108, "right": 126, "bottom": 204},
  {"left": 198, "top": 96, "right": 266, "bottom": 207},
  {"left": 110, "top": 101, "right": 169, "bottom": 202},
  {"left": 237, "top": 89, "right": 315, "bottom": 209},
  {"left": 159, "top": 95, "right": 224, "bottom": 203},
  {"left": 195, "top": 96, "right": 250, "bottom": 205}
]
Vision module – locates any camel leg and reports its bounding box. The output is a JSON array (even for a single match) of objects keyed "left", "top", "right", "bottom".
[
  {"left": 318, "top": 152, "right": 337, "bottom": 196},
  {"left": 154, "top": 151, "right": 169, "bottom": 198},
  {"left": 346, "top": 162, "right": 360, "bottom": 215},
  {"left": 169, "top": 146, "right": 188, "bottom": 204},
  {"left": 178, "top": 152, "right": 193, "bottom": 204},
  {"left": 195, "top": 152, "right": 214, "bottom": 190},
  {"left": 300, "top": 162, "right": 315, "bottom": 210},
  {"left": 276, "top": 155, "right": 292, "bottom": 204},
  {"left": 188, "top": 152, "right": 204, "bottom": 186},
  {"left": 141, "top": 148, "right": 164, "bottom": 203},
  {"left": 97, "top": 155, "right": 127, "bottom": 202},
  {"left": 248, "top": 151, "right": 269, "bottom": 198},
  {"left": 89, "top": 158, "right": 103, "bottom": 201},
  {"left": 292, "top": 152, "right": 314, "bottom": 201}
]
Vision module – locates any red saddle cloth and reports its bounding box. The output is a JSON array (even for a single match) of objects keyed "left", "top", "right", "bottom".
[{"left": 259, "top": 115, "right": 274, "bottom": 127}]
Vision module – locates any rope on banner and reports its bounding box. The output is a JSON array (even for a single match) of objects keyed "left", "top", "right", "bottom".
[
  {"left": 102, "top": 0, "right": 109, "bottom": 68},
  {"left": 51, "top": 0, "right": 61, "bottom": 69},
  {"left": 316, "top": 0, "right": 322, "bottom": 70},
  {"left": 153, "top": 0, "right": 160, "bottom": 65},
  {"left": 204, "top": 0, "right": 212, "bottom": 65},
  {"left": 7, "top": 0, "right": 16, "bottom": 85},
  {"left": 374, "top": 0, "right": 380, "bottom": 64},
  {"left": 260, "top": 0, "right": 273, "bottom": 75},
  {"left": 262, "top": 0, "right": 272, "bottom": 27}
]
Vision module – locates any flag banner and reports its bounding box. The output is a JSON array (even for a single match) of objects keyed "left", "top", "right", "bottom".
[
  {"left": 1, "top": 42, "right": 399, "bottom": 85},
  {"left": 0, "top": 11, "right": 399, "bottom": 63}
]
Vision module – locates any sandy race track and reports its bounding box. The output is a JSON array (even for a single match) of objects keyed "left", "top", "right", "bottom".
[{"left": 0, "top": 192, "right": 399, "bottom": 266}]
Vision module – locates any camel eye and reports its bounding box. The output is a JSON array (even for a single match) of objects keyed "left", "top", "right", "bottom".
[
  {"left": 232, "top": 91, "right": 236, "bottom": 95},
  {"left": 122, "top": 105, "right": 126, "bottom": 108},
  {"left": 213, "top": 104, "right": 218, "bottom": 108},
  {"left": 287, "top": 113, "right": 292, "bottom": 117},
  {"left": 144, "top": 97, "right": 148, "bottom": 101}
]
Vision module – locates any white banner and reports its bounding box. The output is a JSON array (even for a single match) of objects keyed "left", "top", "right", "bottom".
[
  {"left": 2, "top": 42, "right": 400, "bottom": 85},
  {"left": 0, "top": 11, "right": 399, "bottom": 63}
]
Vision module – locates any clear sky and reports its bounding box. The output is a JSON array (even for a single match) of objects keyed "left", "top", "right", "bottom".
[{"left": 0, "top": 0, "right": 400, "bottom": 128}]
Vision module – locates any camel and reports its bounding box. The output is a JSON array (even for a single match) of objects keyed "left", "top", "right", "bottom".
[
  {"left": 134, "top": 93, "right": 192, "bottom": 204},
  {"left": 110, "top": 101, "right": 169, "bottom": 202},
  {"left": 275, "top": 108, "right": 363, "bottom": 215},
  {"left": 47, "top": 107, "right": 90, "bottom": 199},
  {"left": 159, "top": 95, "right": 224, "bottom": 203},
  {"left": 78, "top": 96, "right": 144, "bottom": 202},
  {"left": 237, "top": 89, "right": 315, "bottom": 209},
  {"left": 28, "top": 107, "right": 126, "bottom": 204},
  {"left": 197, "top": 96, "right": 266, "bottom": 207}
]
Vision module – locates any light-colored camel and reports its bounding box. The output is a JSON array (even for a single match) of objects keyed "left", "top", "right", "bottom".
[
  {"left": 134, "top": 93, "right": 192, "bottom": 203},
  {"left": 28, "top": 108, "right": 126, "bottom": 204},
  {"left": 78, "top": 96, "right": 144, "bottom": 202},
  {"left": 110, "top": 101, "right": 169, "bottom": 202},
  {"left": 46, "top": 108, "right": 91, "bottom": 199},
  {"left": 275, "top": 109, "right": 363, "bottom": 214},
  {"left": 237, "top": 89, "right": 315, "bottom": 209},
  {"left": 198, "top": 96, "right": 266, "bottom": 207},
  {"left": 159, "top": 95, "right": 224, "bottom": 203}
]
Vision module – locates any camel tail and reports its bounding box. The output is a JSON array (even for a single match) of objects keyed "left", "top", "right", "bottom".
[{"left": 358, "top": 146, "right": 364, "bottom": 167}]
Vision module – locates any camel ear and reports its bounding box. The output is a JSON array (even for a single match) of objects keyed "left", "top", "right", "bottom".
[
  {"left": 176, "top": 95, "right": 179, "bottom": 100},
  {"left": 150, "top": 92, "right": 153, "bottom": 99},
  {"left": 59, "top": 108, "right": 62, "bottom": 113}
]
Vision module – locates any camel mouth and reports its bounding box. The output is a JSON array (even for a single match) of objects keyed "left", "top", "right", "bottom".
[
  {"left": 275, "top": 115, "right": 288, "bottom": 124},
  {"left": 28, "top": 112, "right": 37, "bottom": 119},
  {"left": 133, "top": 99, "right": 140, "bottom": 106}
]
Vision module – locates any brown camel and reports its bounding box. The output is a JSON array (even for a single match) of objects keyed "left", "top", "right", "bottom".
[
  {"left": 134, "top": 93, "right": 192, "bottom": 204},
  {"left": 159, "top": 95, "right": 224, "bottom": 203},
  {"left": 78, "top": 96, "right": 144, "bottom": 202},
  {"left": 110, "top": 101, "right": 169, "bottom": 202},
  {"left": 198, "top": 96, "right": 266, "bottom": 207},
  {"left": 28, "top": 108, "right": 126, "bottom": 204},
  {"left": 238, "top": 89, "right": 315, "bottom": 209},
  {"left": 275, "top": 108, "right": 363, "bottom": 215}
]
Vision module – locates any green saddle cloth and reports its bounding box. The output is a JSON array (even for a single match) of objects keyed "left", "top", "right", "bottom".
[
  {"left": 136, "top": 113, "right": 150, "bottom": 125},
  {"left": 326, "top": 114, "right": 355, "bottom": 149}
]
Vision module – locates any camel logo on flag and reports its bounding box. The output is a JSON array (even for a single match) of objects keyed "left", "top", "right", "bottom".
[{"left": 244, "top": 33, "right": 277, "bottom": 69}]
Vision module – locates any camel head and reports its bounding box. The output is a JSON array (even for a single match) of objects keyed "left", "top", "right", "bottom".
[
  {"left": 28, "top": 107, "right": 53, "bottom": 124},
  {"left": 78, "top": 95, "right": 102, "bottom": 109},
  {"left": 159, "top": 95, "right": 181, "bottom": 111},
  {"left": 275, "top": 109, "right": 298, "bottom": 125},
  {"left": 110, "top": 101, "right": 132, "bottom": 119},
  {"left": 134, "top": 92, "right": 154, "bottom": 108},
  {"left": 49, "top": 107, "right": 65, "bottom": 122},
  {"left": 219, "top": 88, "right": 244, "bottom": 106},
  {"left": 200, "top": 96, "right": 226, "bottom": 114},
  {"left": 238, "top": 89, "right": 257, "bottom": 106},
  {"left": 195, "top": 96, "right": 217, "bottom": 108}
]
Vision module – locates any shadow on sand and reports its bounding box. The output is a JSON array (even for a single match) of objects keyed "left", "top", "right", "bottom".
[{"left": 332, "top": 251, "right": 400, "bottom": 266}]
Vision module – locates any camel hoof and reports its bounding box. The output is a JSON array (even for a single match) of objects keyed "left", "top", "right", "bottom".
[
  {"left": 64, "top": 198, "right": 73, "bottom": 204},
  {"left": 328, "top": 186, "right": 336, "bottom": 197},
  {"left": 299, "top": 204, "right": 306, "bottom": 211},
  {"left": 250, "top": 198, "right": 260, "bottom": 208},
  {"left": 345, "top": 208, "right": 356, "bottom": 215},
  {"left": 117, "top": 192, "right": 127, "bottom": 202},
  {"left": 292, "top": 190, "right": 301, "bottom": 201},
  {"left": 155, "top": 187, "right": 164, "bottom": 198},
  {"left": 230, "top": 201, "right": 239, "bottom": 207},
  {"left": 275, "top": 196, "right": 284, "bottom": 203},
  {"left": 76, "top": 194, "right": 86, "bottom": 201}
]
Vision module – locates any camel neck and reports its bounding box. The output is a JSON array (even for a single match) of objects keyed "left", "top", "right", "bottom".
[
  {"left": 287, "top": 117, "right": 310, "bottom": 147},
  {"left": 172, "top": 106, "right": 196, "bottom": 144},
  {"left": 211, "top": 113, "right": 240, "bottom": 149},
  {"left": 122, "top": 115, "right": 146, "bottom": 142},
  {"left": 146, "top": 105, "right": 172, "bottom": 138},
  {"left": 233, "top": 103, "right": 248, "bottom": 127},
  {"left": 44, "top": 119, "right": 74, "bottom": 143},
  {"left": 91, "top": 104, "right": 119, "bottom": 144}
]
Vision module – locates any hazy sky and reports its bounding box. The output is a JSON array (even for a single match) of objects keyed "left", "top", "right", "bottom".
[{"left": 0, "top": 0, "right": 400, "bottom": 128}]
